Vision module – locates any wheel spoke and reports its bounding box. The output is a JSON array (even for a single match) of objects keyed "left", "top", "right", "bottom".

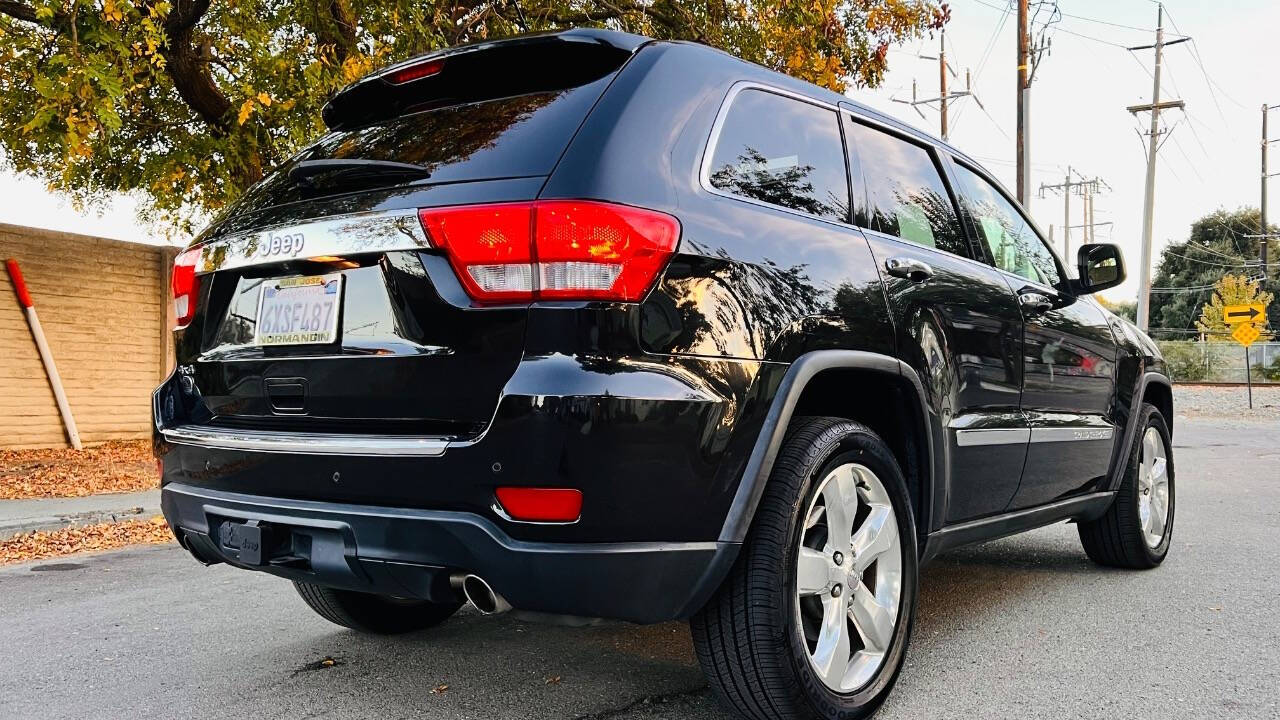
[
  {"left": 1142, "top": 433, "right": 1157, "bottom": 484},
  {"left": 811, "top": 596, "right": 851, "bottom": 687},
  {"left": 821, "top": 466, "right": 857, "bottom": 554},
  {"left": 849, "top": 581, "right": 895, "bottom": 653},
  {"left": 851, "top": 505, "right": 897, "bottom": 573},
  {"left": 1150, "top": 457, "right": 1167, "bottom": 485},
  {"left": 1149, "top": 498, "right": 1166, "bottom": 537},
  {"left": 804, "top": 503, "right": 825, "bottom": 531},
  {"left": 797, "top": 547, "right": 830, "bottom": 597}
]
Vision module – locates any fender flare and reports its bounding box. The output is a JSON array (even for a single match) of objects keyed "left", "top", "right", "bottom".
[
  {"left": 715, "top": 350, "right": 936, "bottom": 544},
  {"left": 1105, "top": 370, "right": 1172, "bottom": 493}
]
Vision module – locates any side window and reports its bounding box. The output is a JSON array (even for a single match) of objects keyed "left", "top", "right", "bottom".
[
  {"left": 707, "top": 89, "right": 849, "bottom": 223},
  {"left": 843, "top": 117, "right": 969, "bottom": 257},
  {"left": 952, "top": 164, "right": 1061, "bottom": 286}
]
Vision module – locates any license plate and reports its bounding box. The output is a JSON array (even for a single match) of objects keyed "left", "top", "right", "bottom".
[{"left": 254, "top": 273, "right": 343, "bottom": 346}]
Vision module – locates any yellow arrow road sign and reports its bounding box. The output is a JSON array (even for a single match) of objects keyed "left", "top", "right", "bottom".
[
  {"left": 1223, "top": 303, "right": 1267, "bottom": 324},
  {"left": 1232, "top": 322, "right": 1261, "bottom": 347}
]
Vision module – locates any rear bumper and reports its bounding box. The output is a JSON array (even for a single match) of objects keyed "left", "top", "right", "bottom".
[{"left": 162, "top": 482, "right": 736, "bottom": 624}]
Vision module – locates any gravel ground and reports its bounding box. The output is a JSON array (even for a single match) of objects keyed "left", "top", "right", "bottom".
[{"left": 1172, "top": 384, "right": 1280, "bottom": 422}]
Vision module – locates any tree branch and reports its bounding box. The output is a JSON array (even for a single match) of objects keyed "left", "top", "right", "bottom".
[
  {"left": 0, "top": 0, "right": 40, "bottom": 23},
  {"left": 311, "top": 0, "right": 359, "bottom": 63},
  {"left": 0, "top": 0, "right": 70, "bottom": 28},
  {"left": 159, "top": 0, "right": 232, "bottom": 134}
]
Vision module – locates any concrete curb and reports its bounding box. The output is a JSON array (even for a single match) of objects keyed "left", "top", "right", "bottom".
[{"left": 0, "top": 490, "right": 161, "bottom": 539}]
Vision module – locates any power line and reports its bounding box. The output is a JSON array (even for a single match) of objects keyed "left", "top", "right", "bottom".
[
  {"left": 1160, "top": 248, "right": 1259, "bottom": 268},
  {"left": 951, "top": 2, "right": 1011, "bottom": 131},
  {"left": 1055, "top": 9, "right": 1171, "bottom": 35},
  {"left": 1188, "top": 39, "right": 1248, "bottom": 111}
]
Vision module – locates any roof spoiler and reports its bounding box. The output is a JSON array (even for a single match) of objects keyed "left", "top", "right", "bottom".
[{"left": 321, "top": 28, "right": 651, "bottom": 131}]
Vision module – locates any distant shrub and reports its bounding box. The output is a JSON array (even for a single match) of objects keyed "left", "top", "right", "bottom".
[{"left": 1159, "top": 341, "right": 1208, "bottom": 382}]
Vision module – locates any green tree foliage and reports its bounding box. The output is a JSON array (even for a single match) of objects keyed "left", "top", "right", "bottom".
[
  {"left": 0, "top": 0, "right": 947, "bottom": 232},
  {"left": 1147, "top": 207, "right": 1278, "bottom": 335},
  {"left": 1096, "top": 296, "right": 1136, "bottom": 322}
]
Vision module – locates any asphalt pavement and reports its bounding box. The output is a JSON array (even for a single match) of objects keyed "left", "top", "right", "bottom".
[{"left": 1, "top": 418, "right": 1276, "bottom": 719}]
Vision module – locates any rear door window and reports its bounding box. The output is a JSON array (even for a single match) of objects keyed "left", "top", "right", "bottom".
[
  {"left": 843, "top": 117, "right": 969, "bottom": 257},
  {"left": 707, "top": 89, "right": 849, "bottom": 223},
  {"left": 951, "top": 163, "right": 1062, "bottom": 286}
]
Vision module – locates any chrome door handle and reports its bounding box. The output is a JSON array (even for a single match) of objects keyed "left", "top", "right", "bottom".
[
  {"left": 1019, "top": 291, "right": 1054, "bottom": 314},
  {"left": 884, "top": 257, "right": 934, "bottom": 282}
]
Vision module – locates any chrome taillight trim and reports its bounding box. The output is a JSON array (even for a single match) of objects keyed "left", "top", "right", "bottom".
[
  {"left": 192, "top": 208, "right": 430, "bottom": 274},
  {"left": 161, "top": 424, "right": 449, "bottom": 457}
]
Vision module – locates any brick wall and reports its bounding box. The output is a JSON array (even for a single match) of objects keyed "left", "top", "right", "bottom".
[{"left": 1, "top": 223, "right": 177, "bottom": 449}]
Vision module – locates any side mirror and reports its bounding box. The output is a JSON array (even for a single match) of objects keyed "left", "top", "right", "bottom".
[{"left": 1076, "top": 243, "right": 1125, "bottom": 294}]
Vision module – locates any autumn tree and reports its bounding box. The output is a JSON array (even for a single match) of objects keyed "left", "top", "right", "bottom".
[
  {"left": 0, "top": 0, "right": 948, "bottom": 233},
  {"left": 1195, "top": 273, "right": 1274, "bottom": 341}
]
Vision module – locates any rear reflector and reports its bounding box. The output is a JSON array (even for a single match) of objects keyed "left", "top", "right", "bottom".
[
  {"left": 172, "top": 248, "right": 201, "bottom": 329},
  {"left": 495, "top": 487, "right": 583, "bottom": 523},
  {"left": 419, "top": 201, "right": 680, "bottom": 303}
]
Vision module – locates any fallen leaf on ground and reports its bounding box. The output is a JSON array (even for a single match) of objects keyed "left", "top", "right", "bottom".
[
  {"left": 546, "top": 675, "right": 562, "bottom": 685},
  {"left": 431, "top": 684, "right": 449, "bottom": 694},
  {"left": 0, "top": 516, "right": 174, "bottom": 565},
  {"left": 0, "top": 440, "right": 156, "bottom": 500}
]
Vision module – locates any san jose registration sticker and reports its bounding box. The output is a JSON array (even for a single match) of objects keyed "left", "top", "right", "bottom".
[{"left": 254, "top": 273, "right": 343, "bottom": 346}]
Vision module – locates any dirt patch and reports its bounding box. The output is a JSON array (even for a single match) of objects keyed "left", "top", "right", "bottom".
[
  {"left": 0, "top": 440, "right": 156, "bottom": 500},
  {"left": 0, "top": 516, "right": 174, "bottom": 565}
]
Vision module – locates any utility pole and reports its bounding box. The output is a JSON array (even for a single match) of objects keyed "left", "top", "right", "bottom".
[
  {"left": 1016, "top": 0, "right": 1030, "bottom": 203},
  {"left": 1127, "top": 4, "right": 1188, "bottom": 331},
  {"left": 1249, "top": 104, "right": 1280, "bottom": 287},
  {"left": 940, "top": 30, "right": 949, "bottom": 139},
  {"left": 1084, "top": 187, "right": 1094, "bottom": 244},
  {"left": 1264, "top": 104, "right": 1272, "bottom": 280},
  {"left": 1041, "top": 171, "right": 1109, "bottom": 259},
  {"left": 892, "top": 30, "right": 982, "bottom": 141},
  {"left": 1014, "top": 0, "right": 1055, "bottom": 204}
]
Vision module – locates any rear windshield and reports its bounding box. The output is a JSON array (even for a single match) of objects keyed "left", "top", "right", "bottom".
[{"left": 234, "top": 78, "right": 610, "bottom": 213}]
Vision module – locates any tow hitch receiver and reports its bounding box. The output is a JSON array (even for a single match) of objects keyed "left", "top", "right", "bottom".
[{"left": 218, "top": 519, "right": 267, "bottom": 565}]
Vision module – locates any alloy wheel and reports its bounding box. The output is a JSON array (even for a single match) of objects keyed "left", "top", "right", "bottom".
[
  {"left": 796, "top": 462, "right": 903, "bottom": 693},
  {"left": 1136, "top": 426, "right": 1170, "bottom": 548}
]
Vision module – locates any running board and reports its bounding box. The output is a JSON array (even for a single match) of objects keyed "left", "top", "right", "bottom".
[{"left": 922, "top": 492, "right": 1115, "bottom": 564}]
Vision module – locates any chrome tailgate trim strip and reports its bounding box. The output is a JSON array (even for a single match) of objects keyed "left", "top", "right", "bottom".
[
  {"left": 193, "top": 208, "right": 430, "bottom": 274},
  {"left": 161, "top": 424, "right": 449, "bottom": 457}
]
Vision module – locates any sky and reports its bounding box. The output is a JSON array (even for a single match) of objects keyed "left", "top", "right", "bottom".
[{"left": 1, "top": 0, "right": 1277, "bottom": 301}]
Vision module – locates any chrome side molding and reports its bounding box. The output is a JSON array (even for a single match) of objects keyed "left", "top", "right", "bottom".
[
  {"left": 1029, "top": 426, "right": 1114, "bottom": 443},
  {"left": 193, "top": 208, "right": 431, "bottom": 274},
  {"left": 955, "top": 426, "right": 1114, "bottom": 447},
  {"left": 954, "top": 428, "right": 1031, "bottom": 447},
  {"left": 160, "top": 424, "right": 449, "bottom": 457}
]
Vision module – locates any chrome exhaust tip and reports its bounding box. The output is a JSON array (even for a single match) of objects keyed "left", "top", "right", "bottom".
[{"left": 460, "top": 574, "right": 512, "bottom": 615}]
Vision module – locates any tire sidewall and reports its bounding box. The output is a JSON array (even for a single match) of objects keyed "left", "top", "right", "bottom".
[
  {"left": 782, "top": 424, "right": 920, "bottom": 718},
  {"left": 1127, "top": 405, "right": 1175, "bottom": 562}
]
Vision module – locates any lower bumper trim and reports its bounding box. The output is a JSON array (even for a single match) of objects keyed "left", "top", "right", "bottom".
[{"left": 161, "top": 482, "right": 736, "bottom": 624}]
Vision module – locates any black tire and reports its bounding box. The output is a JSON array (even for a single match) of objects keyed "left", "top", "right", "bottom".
[
  {"left": 691, "top": 416, "right": 919, "bottom": 720},
  {"left": 1078, "top": 402, "right": 1175, "bottom": 569},
  {"left": 293, "top": 581, "right": 463, "bottom": 634}
]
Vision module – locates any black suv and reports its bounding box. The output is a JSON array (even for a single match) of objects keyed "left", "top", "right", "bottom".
[{"left": 155, "top": 29, "right": 1175, "bottom": 719}]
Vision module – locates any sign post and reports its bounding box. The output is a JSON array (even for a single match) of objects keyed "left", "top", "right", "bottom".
[{"left": 1223, "top": 304, "right": 1268, "bottom": 410}]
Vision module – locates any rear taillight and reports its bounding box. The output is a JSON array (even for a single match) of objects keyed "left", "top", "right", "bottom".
[
  {"left": 419, "top": 201, "right": 680, "bottom": 303},
  {"left": 171, "top": 248, "right": 200, "bottom": 329}
]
